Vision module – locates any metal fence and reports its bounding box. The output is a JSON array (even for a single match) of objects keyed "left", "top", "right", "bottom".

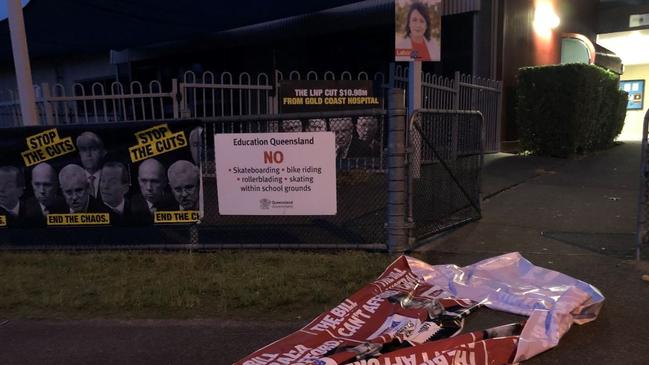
[
  {"left": 389, "top": 65, "right": 501, "bottom": 153},
  {"left": 0, "top": 103, "right": 483, "bottom": 251},
  {"left": 197, "top": 110, "right": 388, "bottom": 248},
  {"left": 0, "top": 67, "right": 493, "bottom": 250},
  {"left": 408, "top": 110, "right": 483, "bottom": 242},
  {"left": 0, "top": 110, "right": 389, "bottom": 250},
  {"left": 0, "top": 67, "right": 501, "bottom": 152}
]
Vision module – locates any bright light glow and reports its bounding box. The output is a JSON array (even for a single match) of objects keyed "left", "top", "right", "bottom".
[
  {"left": 533, "top": 2, "right": 560, "bottom": 38},
  {"left": 598, "top": 30, "right": 649, "bottom": 65}
]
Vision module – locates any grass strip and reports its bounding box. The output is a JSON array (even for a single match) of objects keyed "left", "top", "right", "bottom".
[{"left": 0, "top": 251, "right": 395, "bottom": 320}]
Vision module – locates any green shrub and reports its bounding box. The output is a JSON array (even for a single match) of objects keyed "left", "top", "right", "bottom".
[{"left": 516, "top": 64, "right": 628, "bottom": 157}]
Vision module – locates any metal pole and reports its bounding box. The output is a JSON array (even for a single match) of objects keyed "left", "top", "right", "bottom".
[
  {"left": 7, "top": 0, "right": 39, "bottom": 126},
  {"left": 387, "top": 88, "right": 409, "bottom": 253},
  {"left": 452, "top": 71, "right": 461, "bottom": 160},
  {"left": 408, "top": 61, "right": 422, "bottom": 179},
  {"left": 41, "top": 83, "right": 54, "bottom": 125},
  {"left": 408, "top": 61, "right": 422, "bottom": 114},
  {"left": 636, "top": 110, "right": 649, "bottom": 261}
]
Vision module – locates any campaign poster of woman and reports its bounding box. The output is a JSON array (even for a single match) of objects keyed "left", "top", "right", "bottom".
[{"left": 395, "top": 0, "right": 442, "bottom": 62}]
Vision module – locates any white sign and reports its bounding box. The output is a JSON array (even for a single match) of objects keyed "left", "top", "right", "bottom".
[{"left": 214, "top": 132, "right": 337, "bottom": 215}]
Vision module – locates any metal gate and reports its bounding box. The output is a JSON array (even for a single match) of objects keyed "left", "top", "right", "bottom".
[
  {"left": 407, "top": 109, "right": 484, "bottom": 243},
  {"left": 390, "top": 65, "right": 501, "bottom": 153}
]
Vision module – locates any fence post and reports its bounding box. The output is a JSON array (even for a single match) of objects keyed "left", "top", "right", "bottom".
[
  {"left": 496, "top": 80, "right": 503, "bottom": 151},
  {"left": 190, "top": 224, "right": 199, "bottom": 247},
  {"left": 171, "top": 79, "right": 179, "bottom": 119},
  {"left": 408, "top": 63, "right": 422, "bottom": 180},
  {"left": 41, "top": 83, "right": 54, "bottom": 125},
  {"left": 388, "top": 63, "right": 396, "bottom": 89},
  {"left": 452, "top": 71, "right": 461, "bottom": 160},
  {"left": 387, "top": 88, "right": 409, "bottom": 253},
  {"left": 272, "top": 69, "right": 282, "bottom": 114},
  {"left": 178, "top": 79, "right": 192, "bottom": 119}
]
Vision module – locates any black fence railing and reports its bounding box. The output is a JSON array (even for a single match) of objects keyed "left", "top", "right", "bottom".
[
  {"left": 0, "top": 97, "right": 485, "bottom": 251},
  {"left": 408, "top": 110, "right": 484, "bottom": 242}
]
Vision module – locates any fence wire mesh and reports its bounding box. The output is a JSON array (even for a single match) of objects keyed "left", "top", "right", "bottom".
[
  {"left": 408, "top": 110, "right": 483, "bottom": 240},
  {"left": 196, "top": 110, "right": 388, "bottom": 248}
]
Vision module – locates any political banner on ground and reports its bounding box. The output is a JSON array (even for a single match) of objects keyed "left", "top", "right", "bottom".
[
  {"left": 235, "top": 253, "right": 604, "bottom": 365},
  {"left": 0, "top": 121, "right": 204, "bottom": 228}
]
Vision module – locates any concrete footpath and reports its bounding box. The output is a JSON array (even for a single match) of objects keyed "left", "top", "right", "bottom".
[
  {"left": 416, "top": 141, "right": 649, "bottom": 365},
  {"left": 2, "top": 142, "right": 649, "bottom": 364}
]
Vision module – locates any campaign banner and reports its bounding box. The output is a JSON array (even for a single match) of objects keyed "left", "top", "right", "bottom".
[
  {"left": 395, "top": 0, "right": 442, "bottom": 62},
  {"left": 0, "top": 121, "right": 204, "bottom": 228},
  {"left": 279, "top": 80, "right": 381, "bottom": 114},
  {"left": 214, "top": 132, "right": 336, "bottom": 215},
  {"left": 235, "top": 253, "right": 604, "bottom": 365}
]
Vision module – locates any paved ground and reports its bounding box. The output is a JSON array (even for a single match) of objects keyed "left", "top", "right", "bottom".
[
  {"left": 2, "top": 142, "right": 648, "bottom": 364},
  {"left": 416, "top": 141, "right": 649, "bottom": 365}
]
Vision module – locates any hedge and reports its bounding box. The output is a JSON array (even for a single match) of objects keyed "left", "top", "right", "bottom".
[{"left": 516, "top": 64, "right": 627, "bottom": 157}]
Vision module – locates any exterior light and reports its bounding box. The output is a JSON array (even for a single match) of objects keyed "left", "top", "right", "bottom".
[{"left": 533, "top": 2, "right": 560, "bottom": 38}]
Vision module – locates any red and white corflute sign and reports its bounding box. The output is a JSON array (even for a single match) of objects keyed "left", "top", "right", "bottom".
[
  {"left": 214, "top": 132, "right": 336, "bottom": 215},
  {"left": 234, "top": 253, "right": 605, "bottom": 365}
]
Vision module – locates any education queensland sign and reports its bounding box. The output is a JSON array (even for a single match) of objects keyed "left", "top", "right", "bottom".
[
  {"left": 279, "top": 80, "right": 381, "bottom": 113},
  {"left": 0, "top": 121, "right": 204, "bottom": 229},
  {"left": 214, "top": 132, "right": 336, "bottom": 215}
]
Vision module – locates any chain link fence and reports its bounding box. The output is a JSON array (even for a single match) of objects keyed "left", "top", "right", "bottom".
[
  {"left": 408, "top": 110, "right": 483, "bottom": 241},
  {"left": 0, "top": 97, "right": 486, "bottom": 251},
  {"left": 196, "top": 110, "right": 387, "bottom": 248},
  {"left": 0, "top": 111, "right": 388, "bottom": 249}
]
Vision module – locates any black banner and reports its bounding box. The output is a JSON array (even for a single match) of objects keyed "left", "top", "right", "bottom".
[
  {"left": 0, "top": 121, "right": 203, "bottom": 229},
  {"left": 279, "top": 80, "right": 382, "bottom": 113}
]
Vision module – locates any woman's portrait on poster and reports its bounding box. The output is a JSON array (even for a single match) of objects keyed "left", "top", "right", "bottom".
[{"left": 395, "top": 1, "right": 441, "bottom": 62}]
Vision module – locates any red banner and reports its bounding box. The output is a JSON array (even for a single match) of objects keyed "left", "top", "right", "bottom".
[{"left": 235, "top": 254, "right": 604, "bottom": 365}]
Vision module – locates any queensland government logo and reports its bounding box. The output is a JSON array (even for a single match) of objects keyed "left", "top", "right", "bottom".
[{"left": 260, "top": 198, "right": 271, "bottom": 210}]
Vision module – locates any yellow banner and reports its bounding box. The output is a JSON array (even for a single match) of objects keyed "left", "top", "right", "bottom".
[
  {"left": 25, "top": 128, "right": 60, "bottom": 149},
  {"left": 0, "top": 215, "right": 6, "bottom": 227},
  {"left": 47, "top": 213, "right": 111, "bottom": 226},
  {"left": 154, "top": 210, "right": 200, "bottom": 224},
  {"left": 21, "top": 136, "right": 76, "bottom": 167},
  {"left": 134, "top": 124, "right": 172, "bottom": 145},
  {"left": 129, "top": 123, "right": 187, "bottom": 163}
]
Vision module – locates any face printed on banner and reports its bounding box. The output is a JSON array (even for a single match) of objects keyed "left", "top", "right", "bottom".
[
  {"left": 59, "top": 164, "right": 90, "bottom": 213},
  {"left": 408, "top": 7, "right": 428, "bottom": 42},
  {"left": 356, "top": 117, "right": 378, "bottom": 141},
  {"left": 282, "top": 120, "right": 303, "bottom": 133},
  {"left": 31, "top": 163, "right": 59, "bottom": 207},
  {"left": 306, "top": 119, "right": 327, "bottom": 132},
  {"left": 167, "top": 160, "right": 199, "bottom": 210},
  {"left": 0, "top": 166, "right": 24, "bottom": 211},
  {"left": 76, "top": 131, "right": 107, "bottom": 174},
  {"left": 100, "top": 163, "right": 130, "bottom": 208},
  {"left": 138, "top": 158, "right": 167, "bottom": 205},
  {"left": 189, "top": 127, "right": 202, "bottom": 165},
  {"left": 331, "top": 118, "right": 354, "bottom": 149}
]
